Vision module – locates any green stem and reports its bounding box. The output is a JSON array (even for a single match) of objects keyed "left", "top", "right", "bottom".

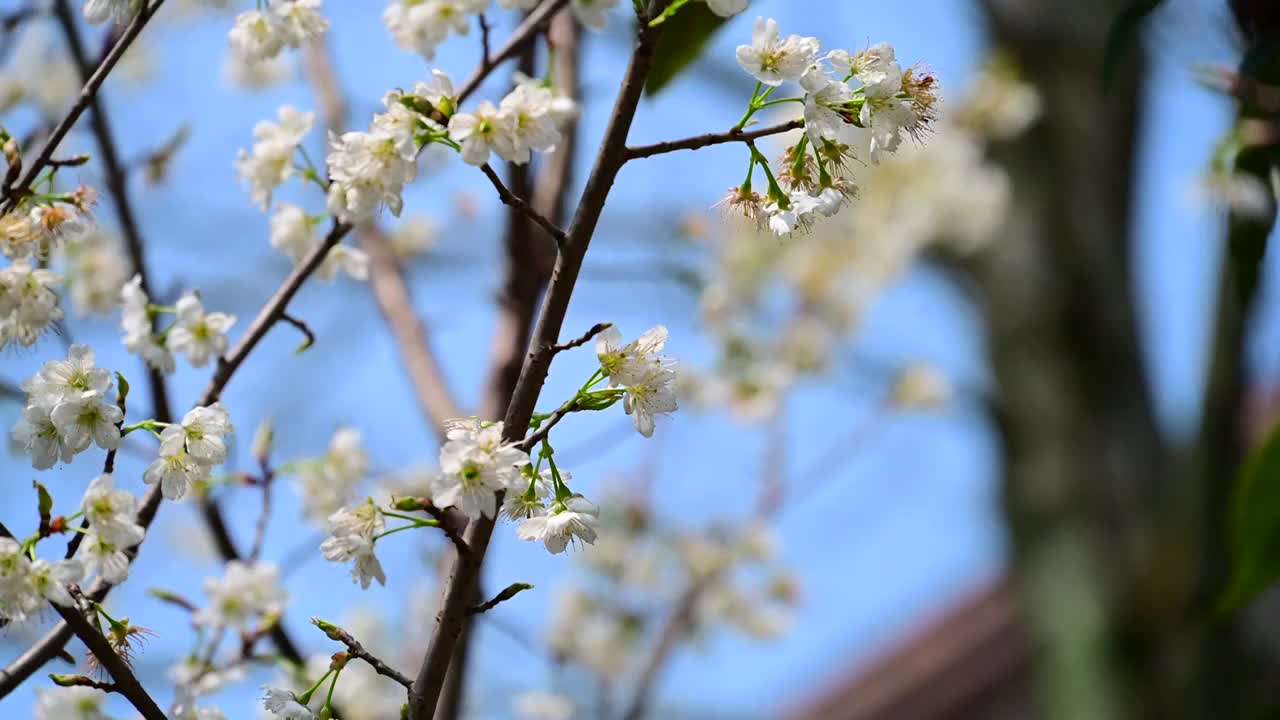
[
  {"left": 373, "top": 523, "right": 435, "bottom": 542},
  {"left": 322, "top": 667, "right": 342, "bottom": 713},
  {"left": 647, "top": 0, "right": 691, "bottom": 26},
  {"left": 296, "top": 669, "right": 333, "bottom": 706},
  {"left": 756, "top": 97, "right": 804, "bottom": 110},
  {"left": 382, "top": 510, "right": 436, "bottom": 525}
]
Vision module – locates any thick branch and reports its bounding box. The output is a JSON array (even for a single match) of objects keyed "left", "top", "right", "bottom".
[
  {"left": 455, "top": 0, "right": 569, "bottom": 104},
  {"left": 0, "top": 0, "right": 166, "bottom": 211},
  {"left": 407, "top": 16, "right": 664, "bottom": 720},
  {"left": 624, "top": 119, "right": 804, "bottom": 161}
]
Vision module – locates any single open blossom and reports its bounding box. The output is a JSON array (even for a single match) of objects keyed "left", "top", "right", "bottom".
[
  {"left": 83, "top": 0, "right": 141, "bottom": 26},
  {"left": 229, "top": 10, "right": 285, "bottom": 61},
  {"left": 320, "top": 532, "right": 385, "bottom": 589},
  {"left": 269, "top": 0, "right": 329, "bottom": 47},
  {"left": 167, "top": 293, "right": 236, "bottom": 368},
  {"left": 597, "top": 324, "right": 674, "bottom": 386},
  {"left": 449, "top": 101, "right": 516, "bottom": 166},
  {"left": 517, "top": 496, "right": 599, "bottom": 554},
  {"left": 383, "top": 0, "right": 485, "bottom": 60},
  {"left": 23, "top": 344, "right": 111, "bottom": 403},
  {"left": 196, "top": 561, "right": 288, "bottom": 629},
  {"left": 432, "top": 420, "right": 528, "bottom": 520},
  {"left": 262, "top": 687, "right": 316, "bottom": 720},
  {"left": 623, "top": 365, "right": 679, "bottom": 437},
  {"left": 78, "top": 531, "right": 135, "bottom": 584},
  {"left": 161, "top": 403, "right": 234, "bottom": 466},
  {"left": 0, "top": 537, "right": 41, "bottom": 622},
  {"left": 735, "top": 17, "right": 820, "bottom": 86},
  {"left": 572, "top": 0, "right": 619, "bottom": 31},
  {"left": 11, "top": 403, "right": 76, "bottom": 470},
  {"left": 144, "top": 447, "right": 205, "bottom": 500},
  {"left": 48, "top": 394, "right": 121, "bottom": 455},
  {"left": 120, "top": 275, "right": 175, "bottom": 373},
  {"left": 81, "top": 474, "right": 145, "bottom": 546},
  {"left": 327, "top": 500, "right": 386, "bottom": 540},
  {"left": 800, "top": 64, "right": 855, "bottom": 146}
]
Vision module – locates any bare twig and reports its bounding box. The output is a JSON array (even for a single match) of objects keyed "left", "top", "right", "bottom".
[
  {"left": 0, "top": 0, "right": 166, "bottom": 211},
  {"left": 46, "top": 153, "right": 90, "bottom": 168},
  {"left": 248, "top": 459, "right": 277, "bottom": 564},
  {"left": 280, "top": 312, "right": 316, "bottom": 352},
  {"left": 422, "top": 502, "right": 469, "bottom": 555},
  {"left": 624, "top": 119, "right": 804, "bottom": 161},
  {"left": 467, "top": 582, "right": 533, "bottom": 616},
  {"left": 479, "top": 162, "right": 568, "bottom": 247},
  {"left": 549, "top": 321, "right": 611, "bottom": 354},
  {"left": 518, "top": 400, "right": 587, "bottom": 452},
  {"left": 407, "top": 14, "right": 665, "bottom": 719},
  {"left": 478, "top": 13, "right": 492, "bottom": 68},
  {"left": 313, "top": 618, "right": 413, "bottom": 690}
]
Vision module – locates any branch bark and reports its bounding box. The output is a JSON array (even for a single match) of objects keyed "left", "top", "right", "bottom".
[
  {"left": 406, "top": 12, "right": 663, "bottom": 718},
  {"left": 624, "top": 119, "right": 804, "bottom": 161}
]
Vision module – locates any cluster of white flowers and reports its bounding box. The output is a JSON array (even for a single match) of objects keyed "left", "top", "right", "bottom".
[
  {"left": 119, "top": 279, "right": 236, "bottom": 372},
  {"left": 724, "top": 18, "right": 940, "bottom": 236},
  {"left": 596, "top": 325, "right": 679, "bottom": 438},
  {"left": 290, "top": 427, "right": 370, "bottom": 522},
  {"left": 10, "top": 346, "right": 122, "bottom": 469},
  {"left": 320, "top": 499, "right": 386, "bottom": 589},
  {"left": 0, "top": 259, "right": 63, "bottom": 350},
  {"left": 449, "top": 75, "right": 577, "bottom": 166},
  {"left": 77, "top": 473, "right": 146, "bottom": 584},
  {"left": 235, "top": 106, "right": 316, "bottom": 210},
  {"left": 383, "top": 0, "right": 487, "bottom": 60},
  {"left": 1, "top": 191, "right": 94, "bottom": 260},
  {"left": 0, "top": 537, "right": 83, "bottom": 623},
  {"left": 194, "top": 560, "right": 288, "bottom": 628},
  {"left": 228, "top": 0, "right": 328, "bottom": 62},
  {"left": 431, "top": 418, "right": 528, "bottom": 520},
  {"left": 144, "top": 403, "right": 235, "bottom": 500}
]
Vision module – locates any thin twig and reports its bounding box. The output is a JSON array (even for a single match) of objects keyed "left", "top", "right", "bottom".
[
  {"left": 518, "top": 400, "right": 586, "bottom": 452},
  {"left": 248, "top": 459, "right": 276, "bottom": 564},
  {"left": 422, "top": 502, "right": 469, "bottom": 555},
  {"left": 480, "top": 162, "right": 568, "bottom": 247},
  {"left": 407, "top": 14, "right": 666, "bottom": 720},
  {"left": 455, "top": 0, "right": 569, "bottom": 103},
  {"left": 280, "top": 312, "right": 316, "bottom": 352},
  {"left": 478, "top": 13, "right": 492, "bottom": 69},
  {"left": 313, "top": 618, "right": 412, "bottom": 689},
  {"left": 46, "top": 154, "right": 90, "bottom": 168},
  {"left": 467, "top": 582, "right": 533, "bottom": 616},
  {"left": 624, "top": 119, "right": 804, "bottom": 161},
  {"left": 549, "top": 322, "right": 611, "bottom": 354},
  {"left": 0, "top": 0, "right": 166, "bottom": 211}
]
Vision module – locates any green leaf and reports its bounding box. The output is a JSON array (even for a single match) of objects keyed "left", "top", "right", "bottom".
[
  {"left": 645, "top": 3, "right": 729, "bottom": 96},
  {"left": 1221, "top": 422, "right": 1280, "bottom": 611},
  {"left": 33, "top": 480, "right": 52, "bottom": 525},
  {"left": 1101, "top": 0, "right": 1166, "bottom": 90}
]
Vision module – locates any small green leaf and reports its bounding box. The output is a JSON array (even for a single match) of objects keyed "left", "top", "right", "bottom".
[
  {"left": 1221, "top": 422, "right": 1280, "bottom": 611},
  {"left": 33, "top": 480, "right": 53, "bottom": 525},
  {"left": 645, "top": 3, "right": 730, "bottom": 96},
  {"left": 1101, "top": 0, "right": 1167, "bottom": 90}
]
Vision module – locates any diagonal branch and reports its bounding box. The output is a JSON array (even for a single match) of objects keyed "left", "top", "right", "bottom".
[
  {"left": 624, "top": 119, "right": 804, "bottom": 161},
  {"left": 0, "top": 0, "right": 166, "bottom": 211},
  {"left": 456, "top": 0, "right": 569, "bottom": 104},
  {"left": 479, "top": 162, "right": 568, "bottom": 247},
  {"left": 313, "top": 618, "right": 412, "bottom": 690}
]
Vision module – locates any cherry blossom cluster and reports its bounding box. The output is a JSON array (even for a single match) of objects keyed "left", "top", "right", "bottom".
[
  {"left": 120, "top": 276, "right": 238, "bottom": 372},
  {"left": 0, "top": 472, "right": 148, "bottom": 627},
  {"left": 228, "top": 0, "right": 329, "bottom": 63},
  {"left": 690, "top": 60, "right": 1037, "bottom": 420},
  {"left": 720, "top": 18, "right": 940, "bottom": 235},
  {"left": 11, "top": 346, "right": 123, "bottom": 469},
  {"left": 144, "top": 403, "right": 235, "bottom": 500}
]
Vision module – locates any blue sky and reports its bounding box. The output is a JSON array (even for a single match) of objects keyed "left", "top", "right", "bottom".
[{"left": 0, "top": 0, "right": 1251, "bottom": 717}]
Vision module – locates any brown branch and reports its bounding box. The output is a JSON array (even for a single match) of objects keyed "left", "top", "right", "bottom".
[
  {"left": 407, "top": 13, "right": 665, "bottom": 719},
  {"left": 624, "top": 119, "right": 804, "bottom": 161},
  {"left": 0, "top": 0, "right": 165, "bottom": 212},
  {"left": 479, "top": 162, "right": 568, "bottom": 247},
  {"left": 477, "top": 13, "right": 492, "bottom": 68},
  {"left": 620, "top": 581, "right": 707, "bottom": 720},
  {"left": 422, "top": 502, "right": 469, "bottom": 555},
  {"left": 313, "top": 618, "right": 412, "bottom": 690}
]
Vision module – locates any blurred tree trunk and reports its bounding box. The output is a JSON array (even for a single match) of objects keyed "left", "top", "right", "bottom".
[{"left": 973, "top": 1, "right": 1172, "bottom": 717}]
